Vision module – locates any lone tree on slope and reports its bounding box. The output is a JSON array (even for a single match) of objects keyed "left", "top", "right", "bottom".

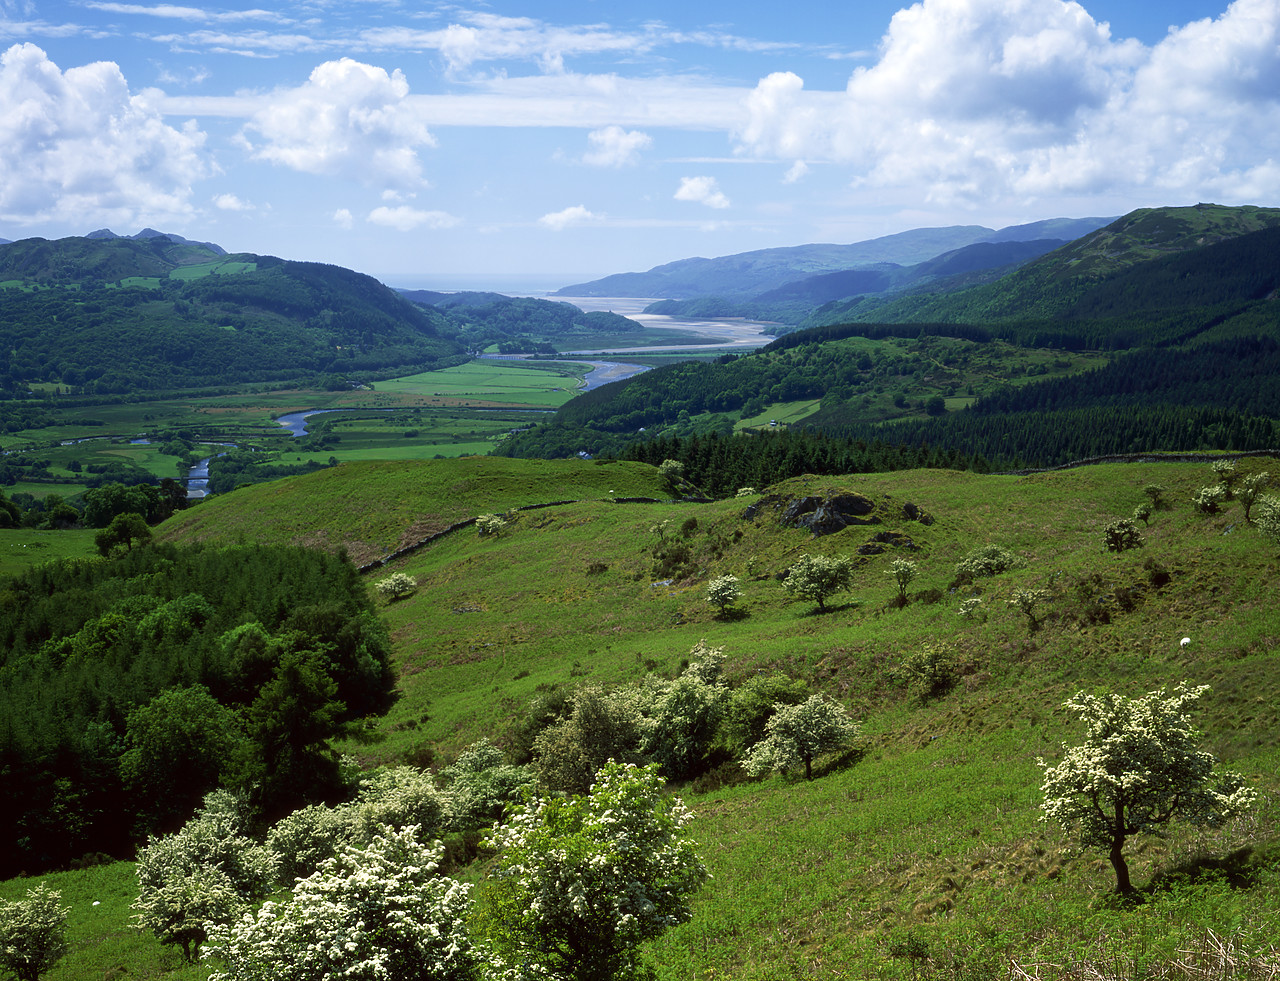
[{"left": 1039, "top": 684, "right": 1255, "bottom": 894}]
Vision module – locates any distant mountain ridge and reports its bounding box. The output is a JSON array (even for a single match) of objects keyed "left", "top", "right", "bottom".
[
  {"left": 85, "top": 227, "right": 227, "bottom": 255},
  {"left": 554, "top": 216, "right": 1114, "bottom": 300}
]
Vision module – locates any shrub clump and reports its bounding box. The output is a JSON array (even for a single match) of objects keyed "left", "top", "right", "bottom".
[
  {"left": 954, "top": 544, "right": 1020, "bottom": 583},
  {"left": 1103, "top": 518, "right": 1144, "bottom": 553}
]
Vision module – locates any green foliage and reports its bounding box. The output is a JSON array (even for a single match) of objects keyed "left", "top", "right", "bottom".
[
  {"left": 719, "top": 673, "right": 809, "bottom": 756},
  {"left": 1039, "top": 685, "right": 1257, "bottom": 893},
  {"left": 639, "top": 645, "right": 729, "bottom": 781},
  {"left": 896, "top": 642, "right": 957, "bottom": 701},
  {"left": 1143, "top": 483, "right": 1168, "bottom": 508},
  {"left": 781, "top": 553, "right": 854, "bottom": 611},
  {"left": 1132, "top": 502, "right": 1153, "bottom": 526},
  {"left": 120, "top": 686, "right": 247, "bottom": 837},
  {"left": 93, "top": 511, "right": 151, "bottom": 556},
  {"left": 0, "top": 883, "right": 69, "bottom": 981},
  {"left": 207, "top": 824, "right": 474, "bottom": 981},
  {"left": 1103, "top": 518, "right": 1144, "bottom": 553},
  {"left": 438, "top": 739, "right": 536, "bottom": 833},
  {"left": 0, "top": 542, "right": 394, "bottom": 877},
  {"left": 742, "top": 694, "right": 859, "bottom": 781},
  {"left": 531, "top": 686, "right": 646, "bottom": 794},
  {"left": 478, "top": 760, "right": 707, "bottom": 981}
]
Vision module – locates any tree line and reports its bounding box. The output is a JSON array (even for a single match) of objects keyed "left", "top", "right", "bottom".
[{"left": 0, "top": 542, "right": 395, "bottom": 877}]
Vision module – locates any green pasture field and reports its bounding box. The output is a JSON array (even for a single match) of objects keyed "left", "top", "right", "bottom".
[
  {"left": 0, "top": 862, "right": 211, "bottom": 981},
  {"left": 168, "top": 259, "right": 257, "bottom": 280},
  {"left": 374, "top": 360, "right": 585, "bottom": 407},
  {"left": 0, "top": 528, "right": 99, "bottom": 576}
]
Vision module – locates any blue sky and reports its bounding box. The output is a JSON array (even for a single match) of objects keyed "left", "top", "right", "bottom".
[{"left": 1, "top": 0, "right": 1277, "bottom": 287}]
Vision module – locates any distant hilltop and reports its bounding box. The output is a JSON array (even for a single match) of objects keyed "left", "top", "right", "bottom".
[{"left": 85, "top": 227, "right": 227, "bottom": 255}]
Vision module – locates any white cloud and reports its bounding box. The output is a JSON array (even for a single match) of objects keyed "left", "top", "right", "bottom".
[
  {"left": 734, "top": 0, "right": 1280, "bottom": 206},
  {"left": 582, "top": 125, "right": 652, "bottom": 167},
  {"left": 783, "top": 160, "right": 809, "bottom": 184},
  {"left": 674, "top": 175, "right": 730, "bottom": 209},
  {"left": 212, "top": 192, "right": 248, "bottom": 210},
  {"left": 83, "top": 3, "right": 281, "bottom": 22},
  {"left": 538, "top": 205, "right": 601, "bottom": 230},
  {"left": 240, "top": 58, "right": 435, "bottom": 188},
  {"left": 366, "top": 205, "right": 459, "bottom": 231},
  {"left": 333, "top": 208, "right": 354, "bottom": 229},
  {"left": 0, "top": 43, "right": 210, "bottom": 226}
]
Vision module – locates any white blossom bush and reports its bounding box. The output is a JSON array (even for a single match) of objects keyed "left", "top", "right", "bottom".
[
  {"left": 374, "top": 572, "right": 417, "bottom": 601},
  {"left": 1008, "top": 587, "right": 1052, "bottom": 630},
  {"left": 478, "top": 760, "right": 708, "bottom": 981},
  {"left": 704, "top": 574, "right": 742, "bottom": 614},
  {"left": 477, "top": 513, "right": 508, "bottom": 537},
  {"left": 1193, "top": 484, "right": 1227, "bottom": 514},
  {"left": 743, "top": 694, "right": 860, "bottom": 781},
  {"left": 957, "top": 597, "right": 984, "bottom": 622},
  {"left": 781, "top": 553, "right": 855, "bottom": 612},
  {"left": 954, "top": 544, "right": 1020, "bottom": 582},
  {"left": 1103, "top": 518, "right": 1144, "bottom": 553},
  {"left": 0, "top": 883, "right": 69, "bottom": 981},
  {"left": 267, "top": 802, "right": 354, "bottom": 886},
  {"left": 887, "top": 557, "right": 917, "bottom": 603},
  {"left": 1039, "top": 684, "right": 1256, "bottom": 894},
  {"left": 206, "top": 824, "right": 474, "bottom": 981},
  {"left": 133, "top": 791, "right": 273, "bottom": 962},
  {"left": 1237, "top": 471, "right": 1271, "bottom": 521},
  {"left": 1256, "top": 495, "right": 1280, "bottom": 548}
]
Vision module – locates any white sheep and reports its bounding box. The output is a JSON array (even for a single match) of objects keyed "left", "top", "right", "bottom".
[{"left": 1180, "top": 637, "right": 1191, "bottom": 648}]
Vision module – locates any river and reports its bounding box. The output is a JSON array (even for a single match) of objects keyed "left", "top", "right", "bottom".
[{"left": 185, "top": 296, "right": 775, "bottom": 494}]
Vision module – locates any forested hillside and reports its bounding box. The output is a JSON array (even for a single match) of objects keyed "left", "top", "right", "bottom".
[
  {"left": 0, "top": 236, "right": 464, "bottom": 393},
  {"left": 501, "top": 205, "right": 1280, "bottom": 472},
  {"left": 0, "top": 542, "right": 393, "bottom": 877}
]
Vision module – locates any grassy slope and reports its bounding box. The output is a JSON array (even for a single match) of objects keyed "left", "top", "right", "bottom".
[{"left": 14, "top": 455, "right": 1280, "bottom": 979}]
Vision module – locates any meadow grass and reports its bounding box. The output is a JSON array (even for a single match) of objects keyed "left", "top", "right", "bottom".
[{"left": 9, "top": 454, "right": 1279, "bottom": 980}]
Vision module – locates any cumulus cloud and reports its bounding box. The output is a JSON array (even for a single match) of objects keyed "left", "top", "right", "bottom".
[
  {"left": 212, "top": 192, "right": 249, "bottom": 210},
  {"left": 674, "top": 175, "right": 730, "bottom": 209},
  {"left": 583, "top": 125, "right": 652, "bottom": 167},
  {"left": 0, "top": 43, "right": 210, "bottom": 226},
  {"left": 240, "top": 58, "right": 435, "bottom": 188},
  {"left": 734, "top": 0, "right": 1280, "bottom": 205},
  {"left": 333, "top": 208, "right": 354, "bottom": 229},
  {"left": 538, "top": 205, "right": 601, "bottom": 230},
  {"left": 366, "top": 205, "right": 459, "bottom": 231}
]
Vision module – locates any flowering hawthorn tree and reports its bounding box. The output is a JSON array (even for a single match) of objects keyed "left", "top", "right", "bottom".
[
  {"left": 0, "top": 883, "right": 69, "bottom": 981},
  {"left": 782, "top": 554, "right": 854, "bottom": 612},
  {"left": 374, "top": 572, "right": 417, "bottom": 601},
  {"left": 133, "top": 791, "right": 273, "bottom": 963},
  {"left": 743, "top": 694, "right": 859, "bottom": 781},
  {"left": 704, "top": 574, "right": 742, "bottom": 614},
  {"left": 1039, "top": 684, "right": 1256, "bottom": 894},
  {"left": 205, "top": 824, "right": 474, "bottom": 981},
  {"left": 479, "top": 760, "right": 708, "bottom": 981}
]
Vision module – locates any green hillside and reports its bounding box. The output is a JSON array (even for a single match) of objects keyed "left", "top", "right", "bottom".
[
  {"left": 812, "top": 204, "right": 1280, "bottom": 327},
  {"left": 7, "top": 453, "right": 1278, "bottom": 980},
  {"left": 0, "top": 236, "right": 464, "bottom": 393}
]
